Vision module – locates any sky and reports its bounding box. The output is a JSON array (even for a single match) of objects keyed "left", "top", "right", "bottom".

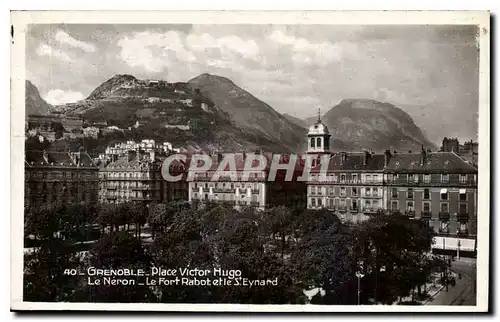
[{"left": 25, "top": 24, "right": 480, "bottom": 144}]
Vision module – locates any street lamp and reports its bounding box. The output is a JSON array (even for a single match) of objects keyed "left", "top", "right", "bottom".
[{"left": 356, "top": 260, "right": 365, "bottom": 305}]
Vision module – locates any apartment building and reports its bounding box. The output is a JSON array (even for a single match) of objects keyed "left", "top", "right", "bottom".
[
  {"left": 384, "top": 148, "right": 478, "bottom": 238},
  {"left": 307, "top": 151, "right": 386, "bottom": 223},
  {"left": 24, "top": 150, "right": 99, "bottom": 209}
]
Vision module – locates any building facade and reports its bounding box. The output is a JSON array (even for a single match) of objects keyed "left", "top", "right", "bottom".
[
  {"left": 308, "top": 151, "right": 387, "bottom": 223},
  {"left": 98, "top": 150, "right": 165, "bottom": 204},
  {"left": 384, "top": 148, "right": 478, "bottom": 238},
  {"left": 187, "top": 153, "right": 306, "bottom": 210},
  {"left": 24, "top": 150, "right": 99, "bottom": 209}
]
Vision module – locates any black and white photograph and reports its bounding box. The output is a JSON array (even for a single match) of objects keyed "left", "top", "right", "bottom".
[{"left": 10, "top": 10, "right": 490, "bottom": 312}]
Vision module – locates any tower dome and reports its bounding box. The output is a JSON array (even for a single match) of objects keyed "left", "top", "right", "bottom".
[
  {"left": 307, "top": 109, "right": 331, "bottom": 154},
  {"left": 308, "top": 121, "right": 330, "bottom": 136}
]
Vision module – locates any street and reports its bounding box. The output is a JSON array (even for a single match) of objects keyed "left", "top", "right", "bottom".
[{"left": 427, "top": 258, "right": 477, "bottom": 306}]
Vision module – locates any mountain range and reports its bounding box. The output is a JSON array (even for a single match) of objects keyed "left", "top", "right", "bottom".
[
  {"left": 26, "top": 73, "right": 437, "bottom": 153},
  {"left": 25, "top": 80, "right": 53, "bottom": 116}
]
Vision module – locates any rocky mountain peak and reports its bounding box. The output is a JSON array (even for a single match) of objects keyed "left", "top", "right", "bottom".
[
  {"left": 25, "top": 80, "right": 53, "bottom": 116},
  {"left": 86, "top": 74, "right": 139, "bottom": 100}
]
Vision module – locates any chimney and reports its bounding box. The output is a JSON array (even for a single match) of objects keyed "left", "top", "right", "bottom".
[
  {"left": 420, "top": 145, "right": 427, "bottom": 166},
  {"left": 340, "top": 152, "right": 347, "bottom": 163},
  {"left": 363, "top": 150, "right": 371, "bottom": 166},
  {"left": 384, "top": 149, "right": 392, "bottom": 167}
]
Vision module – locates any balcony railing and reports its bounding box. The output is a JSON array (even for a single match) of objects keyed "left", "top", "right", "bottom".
[
  {"left": 458, "top": 212, "right": 469, "bottom": 222},
  {"left": 421, "top": 211, "right": 432, "bottom": 219},
  {"left": 132, "top": 187, "right": 160, "bottom": 191},
  {"left": 439, "top": 212, "right": 450, "bottom": 221}
]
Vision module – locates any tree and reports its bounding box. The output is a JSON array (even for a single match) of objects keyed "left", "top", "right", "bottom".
[
  {"left": 23, "top": 204, "right": 86, "bottom": 302},
  {"left": 292, "top": 209, "right": 357, "bottom": 304},
  {"left": 74, "top": 231, "right": 156, "bottom": 303},
  {"left": 352, "top": 214, "right": 435, "bottom": 304},
  {"left": 24, "top": 239, "right": 85, "bottom": 302}
]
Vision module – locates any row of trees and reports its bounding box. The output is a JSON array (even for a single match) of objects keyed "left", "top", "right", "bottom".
[{"left": 23, "top": 201, "right": 446, "bottom": 304}]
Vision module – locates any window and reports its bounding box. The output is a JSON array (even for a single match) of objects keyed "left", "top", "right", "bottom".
[
  {"left": 310, "top": 138, "right": 315, "bottom": 148},
  {"left": 423, "top": 174, "right": 431, "bottom": 183},
  {"left": 391, "top": 174, "right": 399, "bottom": 183},
  {"left": 392, "top": 188, "right": 398, "bottom": 198},
  {"left": 372, "top": 188, "right": 378, "bottom": 197},
  {"left": 318, "top": 186, "right": 323, "bottom": 195},
  {"left": 352, "top": 187, "right": 358, "bottom": 196},
  {"left": 365, "top": 187, "right": 371, "bottom": 196},
  {"left": 365, "top": 200, "right": 371, "bottom": 209},
  {"left": 373, "top": 200, "right": 379, "bottom": 208},
  {"left": 441, "top": 174, "right": 449, "bottom": 183},
  {"left": 340, "top": 174, "right": 346, "bottom": 183},
  {"left": 352, "top": 200, "right": 358, "bottom": 210},
  {"left": 391, "top": 201, "right": 398, "bottom": 210},
  {"left": 408, "top": 174, "right": 414, "bottom": 182},
  {"left": 340, "top": 198, "right": 346, "bottom": 208},
  {"left": 423, "top": 188, "right": 430, "bottom": 200},
  {"left": 441, "top": 191, "right": 448, "bottom": 201},
  {"left": 317, "top": 198, "right": 322, "bottom": 207},
  {"left": 329, "top": 198, "right": 334, "bottom": 208},
  {"left": 440, "top": 203, "right": 449, "bottom": 213},
  {"left": 407, "top": 201, "right": 414, "bottom": 210},
  {"left": 316, "top": 137, "right": 321, "bottom": 148},
  {"left": 340, "top": 187, "right": 346, "bottom": 197},
  {"left": 352, "top": 174, "right": 358, "bottom": 182},
  {"left": 407, "top": 188, "right": 413, "bottom": 200},
  {"left": 459, "top": 191, "right": 467, "bottom": 201},
  {"left": 366, "top": 175, "right": 372, "bottom": 182},
  {"left": 328, "top": 187, "right": 334, "bottom": 196},
  {"left": 460, "top": 223, "right": 467, "bottom": 231},
  {"left": 311, "top": 198, "right": 316, "bottom": 207},
  {"left": 459, "top": 203, "right": 467, "bottom": 214},
  {"left": 423, "top": 202, "right": 430, "bottom": 213},
  {"left": 459, "top": 174, "right": 467, "bottom": 184}
]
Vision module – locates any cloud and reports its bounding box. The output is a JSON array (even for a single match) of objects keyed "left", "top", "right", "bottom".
[
  {"left": 186, "top": 33, "right": 260, "bottom": 59},
  {"left": 44, "top": 89, "right": 84, "bottom": 105},
  {"left": 267, "top": 30, "right": 343, "bottom": 66},
  {"left": 117, "top": 31, "right": 197, "bottom": 72},
  {"left": 36, "top": 43, "right": 73, "bottom": 62},
  {"left": 55, "top": 30, "right": 96, "bottom": 52}
]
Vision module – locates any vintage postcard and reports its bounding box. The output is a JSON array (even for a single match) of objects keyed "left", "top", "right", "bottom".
[{"left": 10, "top": 11, "right": 490, "bottom": 312}]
